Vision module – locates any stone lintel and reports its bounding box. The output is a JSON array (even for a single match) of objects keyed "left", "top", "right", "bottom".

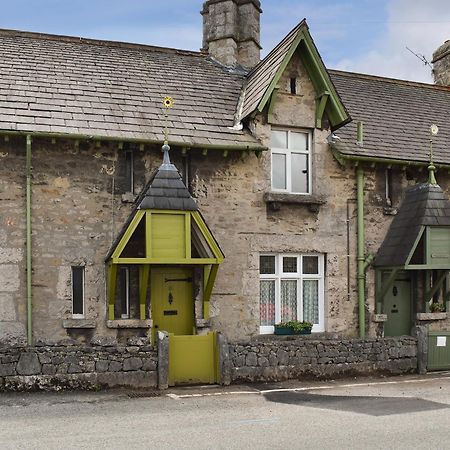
[
  {"left": 107, "top": 319, "right": 153, "bottom": 329},
  {"left": 62, "top": 319, "right": 97, "bottom": 329}
]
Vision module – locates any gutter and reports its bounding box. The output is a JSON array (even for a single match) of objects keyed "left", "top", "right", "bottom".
[
  {"left": 0, "top": 130, "right": 267, "bottom": 153},
  {"left": 26, "top": 135, "right": 33, "bottom": 345}
]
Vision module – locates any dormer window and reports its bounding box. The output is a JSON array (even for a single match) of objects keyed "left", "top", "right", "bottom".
[{"left": 271, "top": 129, "right": 312, "bottom": 194}]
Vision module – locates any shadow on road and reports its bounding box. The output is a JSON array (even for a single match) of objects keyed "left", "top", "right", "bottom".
[{"left": 263, "top": 391, "right": 449, "bottom": 416}]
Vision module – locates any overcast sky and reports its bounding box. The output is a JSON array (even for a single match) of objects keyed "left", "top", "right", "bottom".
[{"left": 1, "top": 0, "right": 449, "bottom": 82}]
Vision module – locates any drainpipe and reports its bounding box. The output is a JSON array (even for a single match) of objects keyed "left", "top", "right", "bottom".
[
  {"left": 26, "top": 135, "right": 33, "bottom": 345},
  {"left": 356, "top": 165, "right": 365, "bottom": 338}
]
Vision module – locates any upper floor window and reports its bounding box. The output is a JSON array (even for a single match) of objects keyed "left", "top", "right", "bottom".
[{"left": 271, "top": 129, "right": 311, "bottom": 194}]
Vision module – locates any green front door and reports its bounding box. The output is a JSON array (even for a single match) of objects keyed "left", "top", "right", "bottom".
[
  {"left": 151, "top": 267, "right": 194, "bottom": 340},
  {"left": 384, "top": 279, "right": 412, "bottom": 336}
]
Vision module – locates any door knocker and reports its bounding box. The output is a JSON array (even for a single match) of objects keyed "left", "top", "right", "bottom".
[{"left": 168, "top": 292, "right": 174, "bottom": 305}]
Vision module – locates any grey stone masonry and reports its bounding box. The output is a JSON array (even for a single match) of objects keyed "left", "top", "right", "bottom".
[
  {"left": 228, "top": 336, "right": 418, "bottom": 382},
  {"left": 433, "top": 40, "right": 450, "bottom": 86},
  {"left": 0, "top": 337, "right": 157, "bottom": 391},
  {"left": 202, "top": 0, "right": 261, "bottom": 68}
]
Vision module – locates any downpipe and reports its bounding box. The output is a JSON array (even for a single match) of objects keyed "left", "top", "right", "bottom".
[{"left": 26, "top": 135, "right": 33, "bottom": 345}]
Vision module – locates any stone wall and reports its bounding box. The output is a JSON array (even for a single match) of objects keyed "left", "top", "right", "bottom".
[
  {"left": 228, "top": 336, "right": 417, "bottom": 382},
  {"left": 0, "top": 337, "right": 158, "bottom": 391}
]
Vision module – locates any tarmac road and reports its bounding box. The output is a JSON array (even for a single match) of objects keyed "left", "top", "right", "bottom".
[{"left": 1, "top": 372, "right": 450, "bottom": 450}]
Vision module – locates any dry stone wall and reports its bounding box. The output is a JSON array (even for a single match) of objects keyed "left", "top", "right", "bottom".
[
  {"left": 0, "top": 337, "right": 157, "bottom": 391},
  {"left": 228, "top": 336, "right": 417, "bottom": 382}
]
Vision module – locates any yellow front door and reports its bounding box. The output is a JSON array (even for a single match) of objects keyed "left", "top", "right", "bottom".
[{"left": 151, "top": 267, "right": 194, "bottom": 339}]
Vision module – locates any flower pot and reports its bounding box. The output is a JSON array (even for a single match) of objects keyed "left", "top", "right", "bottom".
[
  {"left": 295, "top": 328, "right": 312, "bottom": 335},
  {"left": 274, "top": 326, "right": 293, "bottom": 335}
]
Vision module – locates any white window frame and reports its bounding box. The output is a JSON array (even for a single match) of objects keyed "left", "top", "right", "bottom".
[
  {"left": 71, "top": 266, "right": 85, "bottom": 319},
  {"left": 271, "top": 129, "right": 312, "bottom": 194},
  {"left": 120, "top": 267, "right": 130, "bottom": 319},
  {"left": 259, "top": 254, "right": 325, "bottom": 334}
]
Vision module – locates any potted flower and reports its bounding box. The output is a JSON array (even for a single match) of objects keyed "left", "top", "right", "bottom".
[
  {"left": 430, "top": 302, "right": 445, "bottom": 313},
  {"left": 274, "top": 320, "right": 313, "bottom": 335}
]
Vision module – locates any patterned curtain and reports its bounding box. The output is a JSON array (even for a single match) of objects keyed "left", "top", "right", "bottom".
[
  {"left": 260, "top": 280, "right": 275, "bottom": 326},
  {"left": 303, "top": 280, "right": 319, "bottom": 324},
  {"left": 281, "top": 280, "right": 297, "bottom": 322}
]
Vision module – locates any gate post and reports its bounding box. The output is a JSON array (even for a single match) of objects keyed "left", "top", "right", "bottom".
[
  {"left": 217, "top": 332, "right": 231, "bottom": 386},
  {"left": 158, "top": 331, "right": 169, "bottom": 389},
  {"left": 414, "top": 325, "right": 428, "bottom": 374}
]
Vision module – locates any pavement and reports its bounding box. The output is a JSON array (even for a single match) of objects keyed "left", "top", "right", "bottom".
[{"left": 1, "top": 372, "right": 450, "bottom": 449}]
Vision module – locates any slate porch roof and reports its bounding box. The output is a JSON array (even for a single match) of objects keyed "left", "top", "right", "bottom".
[
  {"left": 330, "top": 70, "right": 450, "bottom": 165},
  {"left": 0, "top": 29, "right": 263, "bottom": 150},
  {"left": 105, "top": 147, "right": 198, "bottom": 261},
  {"left": 375, "top": 182, "right": 450, "bottom": 267}
]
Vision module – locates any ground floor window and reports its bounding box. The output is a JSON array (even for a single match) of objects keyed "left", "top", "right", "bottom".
[{"left": 259, "top": 254, "right": 325, "bottom": 333}]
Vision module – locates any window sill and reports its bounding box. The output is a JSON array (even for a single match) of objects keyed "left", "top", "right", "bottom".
[
  {"left": 263, "top": 192, "right": 326, "bottom": 212},
  {"left": 416, "top": 312, "right": 448, "bottom": 321},
  {"left": 63, "top": 319, "right": 97, "bottom": 329},
  {"left": 106, "top": 319, "right": 153, "bottom": 329},
  {"left": 372, "top": 314, "right": 388, "bottom": 323}
]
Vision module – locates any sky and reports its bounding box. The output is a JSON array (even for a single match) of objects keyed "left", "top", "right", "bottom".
[{"left": 0, "top": 0, "right": 449, "bottom": 83}]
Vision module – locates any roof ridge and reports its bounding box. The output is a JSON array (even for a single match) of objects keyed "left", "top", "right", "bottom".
[
  {"left": 0, "top": 27, "right": 204, "bottom": 57},
  {"left": 329, "top": 68, "right": 450, "bottom": 92}
]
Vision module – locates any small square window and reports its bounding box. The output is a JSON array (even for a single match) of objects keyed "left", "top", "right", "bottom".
[
  {"left": 260, "top": 256, "right": 276, "bottom": 274},
  {"left": 282, "top": 256, "right": 297, "bottom": 273},
  {"left": 303, "top": 256, "right": 319, "bottom": 274}
]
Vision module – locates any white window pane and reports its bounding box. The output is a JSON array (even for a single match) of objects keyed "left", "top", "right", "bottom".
[
  {"left": 271, "top": 130, "right": 287, "bottom": 148},
  {"left": 281, "top": 280, "right": 297, "bottom": 322},
  {"left": 283, "top": 257, "right": 297, "bottom": 273},
  {"left": 291, "top": 153, "right": 308, "bottom": 193},
  {"left": 273, "top": 153, "right": 286, "bottom": 189},
  {"left": 291, "top": 132, "right": 308, "bottom": 150},
  {"left": 303, "top": 256, "right": 319, "bottom": 274},
  {"left": 303, "top": 280, "right": 319, "bottom": 324},
  {"left": 260, "top": 280, "right": 276, "bottom": 326},
  {"left": 260, "top": 256, "right": 276, "bottom": 274}
]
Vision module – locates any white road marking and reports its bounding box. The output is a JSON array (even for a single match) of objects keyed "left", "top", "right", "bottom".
[{"left": 166, "top": 374, "right": 450, "bottom": 399}]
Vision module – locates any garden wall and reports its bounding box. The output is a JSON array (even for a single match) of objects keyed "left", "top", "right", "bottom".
[
  {"left": 227, "top": 336, "right": 418, "bottom": 382},
  {"left": 0, "top": 337, "right": 158, "bottom": 391}
]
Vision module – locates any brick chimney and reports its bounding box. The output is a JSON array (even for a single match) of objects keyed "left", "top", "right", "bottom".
[
  {"left": 432, "top": 40, "right": 450, "bottom": 86},
  {"left": 201, "top": 0, "right": 262, "bottom": 69}
]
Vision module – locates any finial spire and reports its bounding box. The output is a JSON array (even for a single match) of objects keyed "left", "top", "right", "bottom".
[
  {"left": 428, "top": 124, "right": 439, "bottom": 185},
  {"left": 161, "top": 96, "right": 176, "bottom": 170}
]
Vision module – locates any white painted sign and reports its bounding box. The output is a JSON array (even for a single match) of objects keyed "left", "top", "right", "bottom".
[{"left": 437, "top": 336, "right": 447, "bottom": 347}]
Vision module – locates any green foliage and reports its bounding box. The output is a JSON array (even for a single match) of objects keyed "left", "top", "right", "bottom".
[
  {"left": 430, "top": 302, "right": 445, "bottom": 313},
  {"left": 275, "top": 320, "right": 312, "bottom": 332}
]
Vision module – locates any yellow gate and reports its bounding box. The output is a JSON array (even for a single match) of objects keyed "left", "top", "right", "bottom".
[{"left": 168, "top": 332, "right": 218, "bottom": 386}]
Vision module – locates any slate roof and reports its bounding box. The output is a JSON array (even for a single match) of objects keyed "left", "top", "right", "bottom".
[
  {"left": 330, "top": 70, "right": 450, "bottom": 164},
  {"left": 105, "top": 147, "right": 197, "bottom": 261},
  {"left": 240, "top": 21, "right": 304, "bottom": 119},
  {"left": 374, "top": 182, "right": 450, "bottom": 267},
  {"left": 0, "top": 29, "right": 263, "bottom": 150}
]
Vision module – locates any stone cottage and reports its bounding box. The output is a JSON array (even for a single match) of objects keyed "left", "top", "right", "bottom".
[{"left": 0, "top": 0, "right": 450, "bottom": 387}]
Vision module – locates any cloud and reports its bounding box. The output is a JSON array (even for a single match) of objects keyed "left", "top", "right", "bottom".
[{"left": 332, "top": 0, "right": 450, "bottom": 82}]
